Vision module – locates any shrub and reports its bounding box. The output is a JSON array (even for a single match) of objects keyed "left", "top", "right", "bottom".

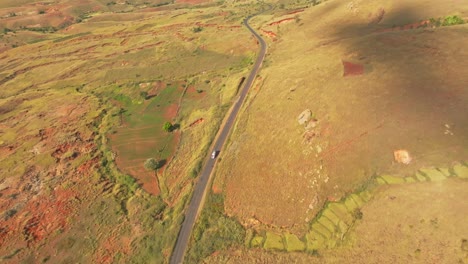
[
  {"left": 352, "top": 208, "right": 363, "bottom": 220},
  {"left": 140, "top": 91, "right": 148, "bottom": 100},
  {"left": 192, "top": 26, "right": 203, "bottom": 33},
  {"left": 187, "top": 194, "right": 245, "bottom": 262},
  {"left": 162, "top": 122, "right": 173, "bottom": 132},
  {"left": 116, "top": 174, "right": 138, "bottom": 192},
  {"left": 442, "top": 15, "right": 464, "bottom": 26},
  {"left": 3, "top": 28, "right": 13, "bottom": 34}
]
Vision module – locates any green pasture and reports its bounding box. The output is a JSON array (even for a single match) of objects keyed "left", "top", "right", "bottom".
[{"left": 107, "top": 82, "right": 182, "bottom": 165}]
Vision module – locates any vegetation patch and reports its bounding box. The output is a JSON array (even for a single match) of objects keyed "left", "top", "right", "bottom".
[
  {"left": 186, "top": 193, "right": 245, "bottom": 262},
  {"left": 107, "top": 82, "right": 183, "bottom": 195},
  {"left": 263, "top": 232, "right": 284, "bottom": 250},
  {"left": 250, "top": 234, "right": 264, "bottom": 247},
  {"left": 285, "top": 233, "right": 305, "bottom": 252},
  {"left": 430, "top": 15, "right": 465, "bottom": 27}
]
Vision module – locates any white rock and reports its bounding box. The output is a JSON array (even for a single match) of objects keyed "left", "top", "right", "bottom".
[{"left": 297, "top": 109, "right": 312, "bottom": 125}]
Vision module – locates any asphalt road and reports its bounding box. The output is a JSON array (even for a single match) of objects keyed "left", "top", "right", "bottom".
[{"left": 169, "top": 11, "right": 268, "bottom": 264}]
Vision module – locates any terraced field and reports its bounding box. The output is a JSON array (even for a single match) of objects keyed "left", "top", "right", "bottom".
[{"left": 246, "top": 163, "right": 468, "bottom": 253}]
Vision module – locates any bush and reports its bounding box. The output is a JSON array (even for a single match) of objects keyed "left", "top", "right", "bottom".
[
  {"left": 140, "top": 91, "right": 149, "bottom": 100},
  {"left": 352, "top": 208, "right": 363, "bottom": 220},
  {"left": 442, "top": 15, "right": 464, "bottom": 26},
  {"left": 186, "top": 194, "right": 245, "bottom": 262},
  {"left": 162, "top": 122, "right": 173, "bottom": 132},
  {"left": 430, "top": 15, "right": 465, "bottom": 27},
  {"left": 116, "top": 174, "right": 138, "bottom": 192},
  {"left": 3, "top": 28, "right": 13, "bottom": 34},
  {"left": 192, "top": 26, "right": 203, "bottom": 33}
]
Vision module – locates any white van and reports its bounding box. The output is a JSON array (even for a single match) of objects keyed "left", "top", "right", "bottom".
[{"left": 211, "top": 150, "right": 217, "bottom": 159}]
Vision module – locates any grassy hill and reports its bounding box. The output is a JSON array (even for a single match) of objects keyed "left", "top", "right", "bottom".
[{"left": 209, "top": 0, "right": 468, "bottom": 262}]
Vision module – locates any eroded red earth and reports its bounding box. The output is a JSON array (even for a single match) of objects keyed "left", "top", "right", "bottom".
[{"left": 0, "top": 95, "right": 101, "bottom": 255}]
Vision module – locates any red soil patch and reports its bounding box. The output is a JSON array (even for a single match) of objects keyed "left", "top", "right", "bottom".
[
  {"left": 0, "top": 227, "right": 7, "bottom": 246},
  {"left": 186, "top": 85, "right": 197, "bottom": 94},
  {"left": 188, "top": 118, "right": 204, "bottom": 128},
  {"left": 287, "top": 9, "right": 304, "bottom": 15},
  {"left": 164, "top": 103, "right": 178, "bottom": 120},
  {"left": 212, "top": 184, "right": 222, "bottom": 194},
  {"left": 77, "top": 156, "right": 100, "bottom": 174},
  {"left": 378, "top": 20, "right": 430, "bottom": 33},
  {"left": 20, "top": 188, "right": 79, "bottom": 246},
  {"left": 186, "top": 85, "right": 206, "bottom": 99},
  {"left": 93, "top": 231, "right": 132, "bottom": 264},
  {"left": 124, "top": 166, "right": 160, "bottom": 195},
  {"left": 261, "top": 30, "right": 277, "bottom": 40},
  {"left": 217, "top": 25, "right": 242, "bottom": 30},
  {"left": 253, "top": 76, "right": 263, "bottom": 91},
  {"left": 0, "top": 94, "right": 106, "bottom": 257},
  {"left": 268, "top": 17, "right": 294, "bottom": 26},
  {"left": 342, "top": 60, "right": 364, "bottom": 76}
]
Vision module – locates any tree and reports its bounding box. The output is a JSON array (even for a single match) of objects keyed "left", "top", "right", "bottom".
[
  {"left": 163, "top": 121, "right": 173, "bottom": 132},
  {"left": 144, "top": 158, "right": 160, "bottom": 172}
]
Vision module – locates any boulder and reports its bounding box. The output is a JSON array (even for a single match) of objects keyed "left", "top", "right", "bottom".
[{"left": 297, "top": 109, "right": 312, "bottom": 125}]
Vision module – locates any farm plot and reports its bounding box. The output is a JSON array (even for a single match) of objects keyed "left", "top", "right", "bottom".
[{"left": 109, "top": 82, "right": 183, "bottom": 195}]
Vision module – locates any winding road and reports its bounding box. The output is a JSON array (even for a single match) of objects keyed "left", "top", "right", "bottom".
[{"left": 169, "top": 10, "right": 268, "bottom": 264}]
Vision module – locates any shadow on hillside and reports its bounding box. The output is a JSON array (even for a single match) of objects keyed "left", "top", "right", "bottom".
[{"left": 322, "top": 3, "right": 468, "bottom": 175}]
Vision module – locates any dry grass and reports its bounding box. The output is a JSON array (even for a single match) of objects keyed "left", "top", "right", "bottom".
[{"left": 215, "top": 0, "right": 468, "bottom": 243}]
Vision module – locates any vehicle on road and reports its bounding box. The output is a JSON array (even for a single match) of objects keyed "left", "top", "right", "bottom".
[{"left": 170, "top": 8, "right": 268, "bottom": 263}]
